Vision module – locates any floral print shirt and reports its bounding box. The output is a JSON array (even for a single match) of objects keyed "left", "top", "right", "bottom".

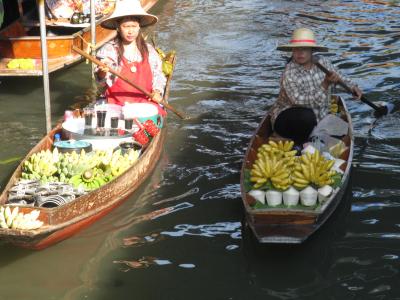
[{"left": 95, "top": 39, "right": 166, "bottom": 95}]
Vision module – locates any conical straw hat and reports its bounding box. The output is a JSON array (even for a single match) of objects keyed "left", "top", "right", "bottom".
[
  {"left": 101, "top": 0, "right": 158, "bottom": 29},
  {"left": 277, "top": 28, "right": 328, "bottom": 52}
]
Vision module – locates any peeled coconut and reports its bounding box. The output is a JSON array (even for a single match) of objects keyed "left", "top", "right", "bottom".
[
  {"left": 283, "top": 187, "right": 300, "bottom": 207},
  {"left": 318, "top": 185, "right": 333, "bottom": 203},
  {"left": 266, "top": 190, "right": 282, "bottom": 207},
  {"left": 248, "top": 190, "right": 266, "bottom": 205},
  {"left": 300, "top": 186, "right": 318, "bottom": 206}
]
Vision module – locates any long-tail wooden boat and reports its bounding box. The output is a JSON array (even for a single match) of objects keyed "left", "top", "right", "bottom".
[
  {"left": 0, "top": 54, "right": 175, "bottom": 250},
  {"left": 0, "top": 0, "right": 159, "bottom": 77},
  {"left": 240, "top": 96, "right": 353, "bottom": 244}
]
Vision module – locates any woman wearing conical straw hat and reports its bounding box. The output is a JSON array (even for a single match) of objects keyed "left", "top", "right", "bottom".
[
  {"left": 268, "top": 28, "right": 362, "bottom": 146},
  {"left": 96, "top": 0, "right": 166, "bottom": 116}
]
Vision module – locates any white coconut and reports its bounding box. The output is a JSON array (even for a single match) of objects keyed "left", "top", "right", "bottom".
[
  {"left": 300, "top": 186, "right": 318, "bottom": 206},
  {"left": 248, "top": 190, "right": 266, "bottom": 204},
  {"left": 318, "top": 185, "right": 333, "bottom": 203},
  {"left": 266, "top": 190, "right": 283, "bottom": 207},
  {"left": 283, "top": 187, "right": 300, "bottom": 207}
]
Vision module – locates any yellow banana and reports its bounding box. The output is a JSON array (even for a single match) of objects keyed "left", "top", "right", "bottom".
[
  {"left": 269, "top": 140, "right": 278, "bottom": 148},
  {"left": 278, "top": 140, "right": 284, "bottom": 151}
]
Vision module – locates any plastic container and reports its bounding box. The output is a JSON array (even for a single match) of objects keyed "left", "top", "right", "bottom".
[
  {"left": 119, "top": 141, "right": 142, "bottom": 154},
  {"left": 53, "top": 140, "right": 92, "bottom": 153},
  {"left": 54, "top": 133, "right": 61, "bottom": 143},
  {"left": 64, "top": 110, "right": 74, "bottom": 121}
]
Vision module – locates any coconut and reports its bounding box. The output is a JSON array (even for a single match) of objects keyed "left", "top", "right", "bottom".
[
  {"left": 300, "top": 186, "right": 318, "bottom": 206},
  {"left": 266, "top": 190, "right": 283, "bottom": 207},
  {"left": 318, "top": 185, "right": 333, "bottom": 203},
  {"left": 283, "top": 187, "right": 300, "bottom": 207},
  {"left": 248, "top": 190, "right": 266, "bottom": 204}
]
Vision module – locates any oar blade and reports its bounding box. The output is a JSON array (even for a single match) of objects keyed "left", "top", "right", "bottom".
[{"left": 373, "top": 106, "right": 388, "bottom": 118}]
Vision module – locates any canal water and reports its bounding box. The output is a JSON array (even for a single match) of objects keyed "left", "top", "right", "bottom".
[{"left": 1, "top": 0, "right": 400, "bottom": 299}]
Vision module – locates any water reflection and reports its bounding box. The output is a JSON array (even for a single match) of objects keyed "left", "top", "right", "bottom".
[{"left": 162, "top": 221, "right": 241, "bottom": 239}]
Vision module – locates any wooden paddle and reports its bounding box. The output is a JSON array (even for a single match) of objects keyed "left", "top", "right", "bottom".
[
  {"left": 72, "top": 46, "right": 188, "bottom": 120},
  {"left": 314, "top": 60, "right": 392, "bottom": 118}
]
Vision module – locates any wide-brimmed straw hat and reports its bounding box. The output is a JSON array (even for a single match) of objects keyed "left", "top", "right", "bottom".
[
  {"left": 277, "top": 28, "right": 328, "bottom": 52},
  {"left": 101, "top": 0, "right": 158, "bottom": 29}
]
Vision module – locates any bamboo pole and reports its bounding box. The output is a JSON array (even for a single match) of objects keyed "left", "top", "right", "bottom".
[
  {"left": 37, "top": 0, "right": 52, "bottom": 133},
  {"left": 90, "top": 0, "right": 96, "bottom": 79}
]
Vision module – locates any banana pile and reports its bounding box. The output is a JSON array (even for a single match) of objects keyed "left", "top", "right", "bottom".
[
  {"left": 250, "top": 140, "right": 297, "bottom": 190},
  {"left": 292, "top": 150, "right": 335, "bottom": 189},
  {"left": 250, "top": 140, "right": 338, "bottom": 192},
  {"left": 106, "top": 148, "right": 140, "bottom": 177},
  {"left": 7, "top": 58, "right": 35, "bottom": 70},
  {"left": 56, "top": 150, "right": 97, "bottom": 183},
  {"left": 20, "top": 147, "right": 140, "bottom": 191},
  {"left": 0, "top": 206, "right": 43, "bottom": 230},
  {"left": 69, "top": 168, "right": 107, "bottom": 191},
  {"left": 22, "top": 149, "right": 60, "bottom": 182},
  {"left": 156, "top": 48, "right": 176, "bottom": 76},
  {"left": 330, "top": 98, "right": 339, "bottom": 114}
]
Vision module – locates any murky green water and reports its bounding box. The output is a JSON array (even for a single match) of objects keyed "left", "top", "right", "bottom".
[{"left": 1, "top": 0, "right": 400, "bottom": 299}]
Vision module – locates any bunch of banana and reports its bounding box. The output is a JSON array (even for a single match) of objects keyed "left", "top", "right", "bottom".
[
  {"left": 292, "top": 150, "right": 336, "bottom": 189},
  {"left": 156, "top": 47, "right": 176, "bottom": 76},
  {"left": 330, "top": 98, "right": 339, "bottom": 114},
  {"left": 69, "top": 168, "right": 107, "bottom": 191},
  {"left": 7, "top": 58, "right": 35, "bottom": 70},
  {"left": 22, "top": 149, "right": 59, "bottom": 182},
  {"left": 250, "top": 151, "right": 292, "bottom": 190},
  {"left": 108, "top": 149, "right": 131, "bottom": 177},
  {"left": 0, "top": 206, "right": 43, "bottom": 230},
  {"left": 123, "top": 149, "right": 140, "bottom": 165},
  {"left": 258, "top": 140, "right": 297, "bottom": 170},
  {"left": 56, "top": 149, "right": 98, "bottom": 182}
]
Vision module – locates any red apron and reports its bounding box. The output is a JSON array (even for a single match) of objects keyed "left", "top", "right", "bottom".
[{"left": 105, "top": 55, "right": 166, "bottom": 116}]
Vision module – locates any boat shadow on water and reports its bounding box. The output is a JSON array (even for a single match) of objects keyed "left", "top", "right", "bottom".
[{"left": 240, "top": 174, "right": 353, "bottom": 294}]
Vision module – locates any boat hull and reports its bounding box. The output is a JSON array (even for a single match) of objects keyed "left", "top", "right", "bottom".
[
  {"left": 0, "top": 123, "right": 166, "bottom": 249},
  {"left": 240, "top": 96, "right": 354, "bottom": 244}
]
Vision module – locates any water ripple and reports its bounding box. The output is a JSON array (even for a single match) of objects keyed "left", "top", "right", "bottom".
[{"left": 161, "top": 221, "right": 241, "bottom": 239}]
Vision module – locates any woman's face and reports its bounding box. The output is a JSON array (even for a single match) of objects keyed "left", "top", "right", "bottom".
[
  {"left": 118, "top": 18, "right": 140, "bottom": 44},
  {"left": 292, "top": 47, "right": 313, "bottom": 65}
]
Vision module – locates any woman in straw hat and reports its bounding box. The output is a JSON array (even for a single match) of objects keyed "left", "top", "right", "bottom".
[
  {"left": 96, "top": 0, "right": 166, "bottom": 116},
  {"left": 269, "top": 28, "right": 362, "bottom": 146}
]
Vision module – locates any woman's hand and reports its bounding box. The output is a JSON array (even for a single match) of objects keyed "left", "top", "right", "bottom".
[
  {"left": 351, "top": 86, "right": 363, "bottom": 100},
  {"left": 151, "top": 90, "right": 163, "bottom": 103},
  {"left": 97, "top": 59, "right": 112, "bottom": 79},
  {"left": 322, "top": 71, "right": 341, "bottom": 90}
]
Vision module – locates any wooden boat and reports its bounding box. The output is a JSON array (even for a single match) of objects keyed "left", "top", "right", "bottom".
[
  {"left": 240, "top": 95, "right": 353, "bottom": 244},
  {"left": 0, "top": 54, "right": 176, "bottom": 250},
  {"left": 0, "top": 0, "right": 159, "bottom": 77}
]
